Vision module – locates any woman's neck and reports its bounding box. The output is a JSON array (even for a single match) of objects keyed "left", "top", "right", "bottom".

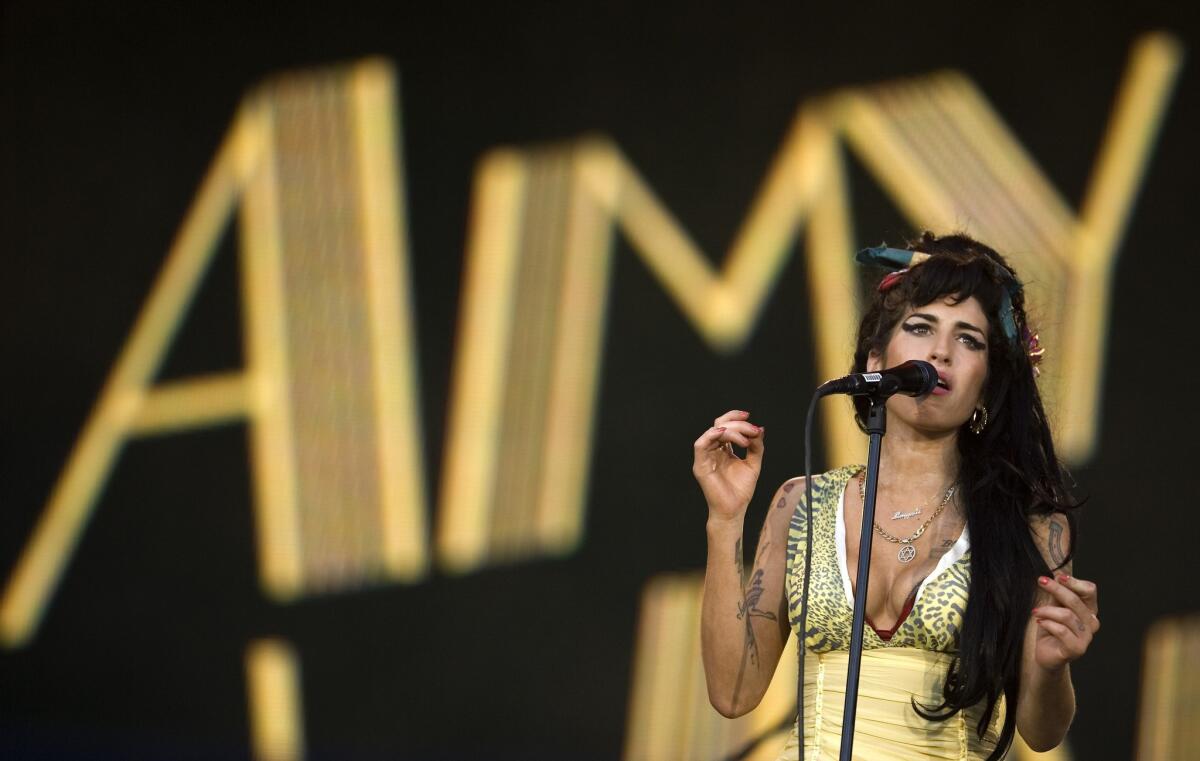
[{"left": 874, "top": 422, "right": 961, "bottom": 497}]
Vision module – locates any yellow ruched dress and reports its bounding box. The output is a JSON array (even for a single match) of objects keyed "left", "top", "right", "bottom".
[{"left": 777, "top": 465, "right": 1005, "bottom": 760}]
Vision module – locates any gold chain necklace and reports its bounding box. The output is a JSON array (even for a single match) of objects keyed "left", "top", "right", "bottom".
[{"left": 857, "top": 470, "right": 956, "bottom": 564}]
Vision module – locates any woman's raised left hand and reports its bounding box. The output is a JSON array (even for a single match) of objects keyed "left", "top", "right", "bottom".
[{"left": 1030, "top": 574, "right": 1100, "bottom": 671}]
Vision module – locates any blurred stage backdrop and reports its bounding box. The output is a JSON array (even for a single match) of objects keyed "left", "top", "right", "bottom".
[{"left": 3, "top": 3, "right": 1199, "bottom": 760}]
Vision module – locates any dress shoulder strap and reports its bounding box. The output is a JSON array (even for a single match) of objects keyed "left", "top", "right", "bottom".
[{"left": 786, "top": 464, "right": 862, "bottom": 568}]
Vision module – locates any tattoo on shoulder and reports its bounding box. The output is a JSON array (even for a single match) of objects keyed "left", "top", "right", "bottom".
[
  {"left": 1048, "top": 519, "right": 1066, "bottom": 568},
  {"left": 777, "top": 480, "right": 799, "bottom": 508}
]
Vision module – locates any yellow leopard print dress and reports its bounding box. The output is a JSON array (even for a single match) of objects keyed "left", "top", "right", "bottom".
[{"left": 776, "top": 465, "right": 1005, "bottom": 760}]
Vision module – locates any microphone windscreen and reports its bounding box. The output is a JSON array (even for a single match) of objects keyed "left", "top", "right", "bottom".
[{"left": 896, "top": 360, "right": 938, "bottom": 396}]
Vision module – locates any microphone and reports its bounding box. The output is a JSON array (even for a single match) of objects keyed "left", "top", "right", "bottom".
[{"left": 817, "top": 360, "right": 938, "bottom": 398}]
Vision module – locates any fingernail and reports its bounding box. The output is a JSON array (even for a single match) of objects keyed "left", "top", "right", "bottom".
[
  {"left": 755, "top": 425, "right": 764, "bottom": 431},
  {"left": 716, "top": 427, "right": 726, "bottom": 432},
  {"left": 1038, "top": 576, "right": 1050, "bottom": 586},
  {"left": 1057, "top": 574, "right": 1071, "bottom": 582},
  {"left": 1032, "top": 607, "right": 1040, "bottom": 614}
]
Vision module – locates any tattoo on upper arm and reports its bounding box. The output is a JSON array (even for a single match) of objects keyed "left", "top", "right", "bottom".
[
  {"left": 1048, "top": 519, "right": 1066, "bottom": 568},
  {"left": 737, "top": 569, "right": 779, "bottom": 666},
  {"left": 730, "top": 566, "right": 778, "bottom": 707},
  {"left": 738, "top": 569, "right": 777, "bottom": 625}
]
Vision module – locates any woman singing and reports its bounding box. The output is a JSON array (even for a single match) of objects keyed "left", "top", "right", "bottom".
[{"left": 695, "top": 233, "right": 1098, "bottom": 759}]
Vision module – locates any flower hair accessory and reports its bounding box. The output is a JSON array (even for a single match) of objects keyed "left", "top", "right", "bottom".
[
  {"left": 1023, "top": 326, "right": 1046, "bottom": 377},
  {"left": 877, "top": 268, "right": 910, "bottom": 292}
]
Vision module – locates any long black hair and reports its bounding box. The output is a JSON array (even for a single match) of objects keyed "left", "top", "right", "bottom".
[{"left": 851, "top": 232, "right": 1078, "bottom": 759}]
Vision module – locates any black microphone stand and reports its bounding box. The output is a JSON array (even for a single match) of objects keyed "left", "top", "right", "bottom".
[{"left": 838, "top": 394, "right": 887, "bottom": 761}]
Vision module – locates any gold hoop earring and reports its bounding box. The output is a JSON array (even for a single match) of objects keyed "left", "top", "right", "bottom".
[{"left": 969, "top": 405, "right": 988, "bottom": 435}]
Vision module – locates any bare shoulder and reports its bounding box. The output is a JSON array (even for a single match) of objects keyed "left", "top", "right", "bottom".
[
  {"left": 780, "top": 475, "right": 807, "bottom": 492},
  {"left": 756, "top": 476, "right": 807, "bottom": 535},
  {"left": 1029, "top": 512, "right": 1072, "bottom": 573},
  {"left": 773, "top": 476, "right": 808, "bottom": 510}
]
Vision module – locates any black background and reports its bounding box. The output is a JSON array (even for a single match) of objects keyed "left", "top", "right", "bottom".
[{"left": 3, "top": 2, "right": 1198, "bottom": 759}]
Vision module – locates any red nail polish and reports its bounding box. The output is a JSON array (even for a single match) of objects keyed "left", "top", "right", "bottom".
[
  {"left": 1058, "top": 574, "right": 1071, "bottom": 582},
  {"left": 1032, "top": 607, "right": 1040, "bottom": 614},
  {"left": 1038, "top": 576, "right": 1050, "bottom": 586},
  {"left": 716, "top": 427, "right": 726, "bottom": 432}
]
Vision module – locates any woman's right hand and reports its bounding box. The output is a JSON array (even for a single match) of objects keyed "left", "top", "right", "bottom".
[{"left": 692, "top": 410, "right": 765, "bottom": 523}]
